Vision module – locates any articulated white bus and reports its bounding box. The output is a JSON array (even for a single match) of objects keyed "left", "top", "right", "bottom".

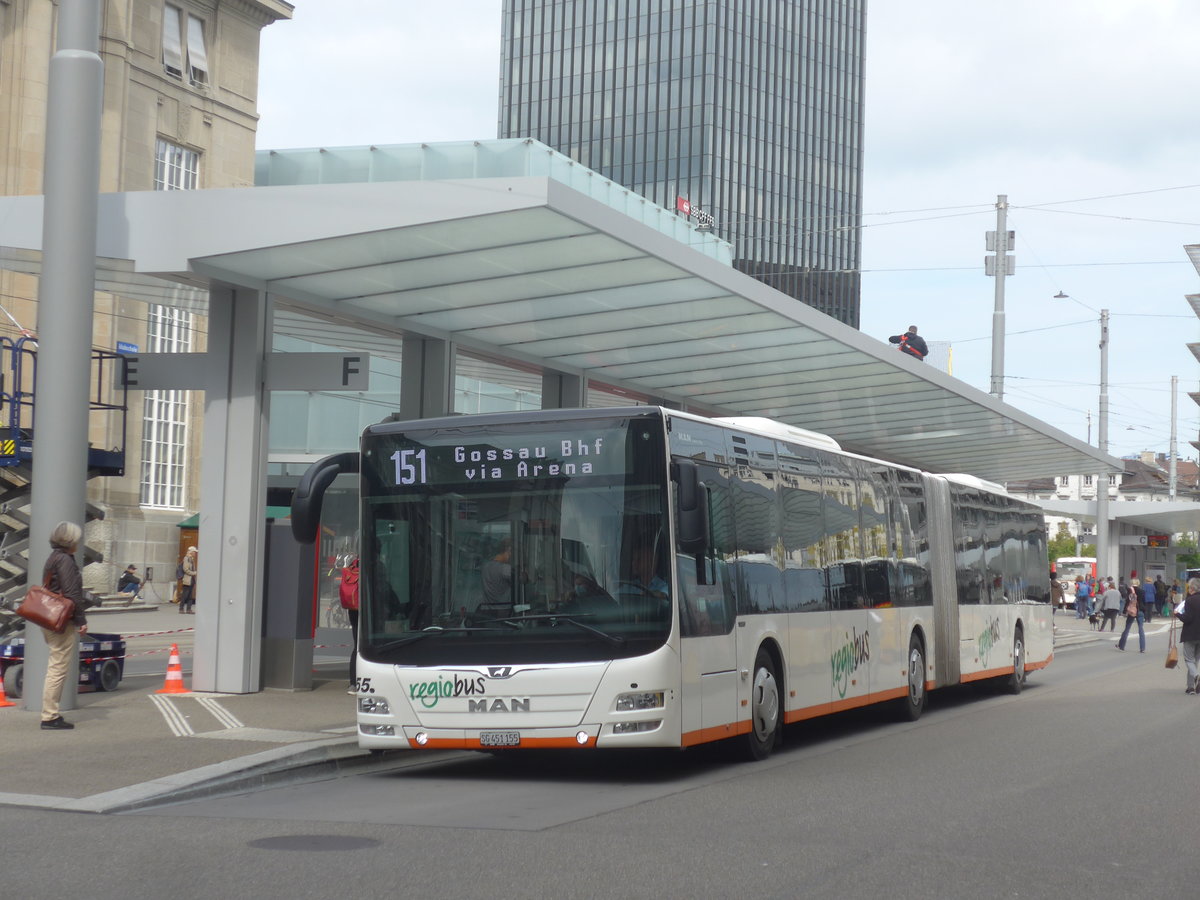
[{"left": 292, "top": 407, "right": 1053, "bottom": 760}]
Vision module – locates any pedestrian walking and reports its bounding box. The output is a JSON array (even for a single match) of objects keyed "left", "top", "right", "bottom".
[
  {"left": 1142, "top": 577, "right": 1157, "bottom": 624},
  {"left": 1176, "top": 577, "right": 1200, "bottom": 694},
  {"left": 1073, "top": 576, "right": 1092, "bottom": 619},
  {"left": 39, "top": 521, "right": 88, "bottom": 730},
  {"left": 1098, "top": 577, "right": 1121, "bottom": 632},
  {"left": 179, "top": 546, "right": 198, "bottom": 614},
  {"left": 339, "top": 557, "right": 360, "bottom": 694},
  {"left": 1117, "top": 578, "right": 1146, "bottom": 653}
]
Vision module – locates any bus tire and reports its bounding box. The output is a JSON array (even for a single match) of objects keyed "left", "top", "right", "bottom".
[
  {"left": 900, "top": 633, "right": 927, "bottom": 721},
  {"left": 3, "top": 662, "right": 21, "bottom": 699},
  {"left": 743, "top": 646, "right": 781, "bottom": 761},
  {"left": 1006, "top": 627, "right": 1025, "bottom": 695}
]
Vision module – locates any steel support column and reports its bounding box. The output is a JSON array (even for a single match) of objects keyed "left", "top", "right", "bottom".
[{"left": 192, "top": 284, "right": 271, "bottom": 693}]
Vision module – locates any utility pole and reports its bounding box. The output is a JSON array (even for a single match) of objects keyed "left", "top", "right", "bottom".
[
  {"left": 986, "top": 195, "right": 1014, "bottom": 400},
  {"left": 1170, "top": 375, "right": 1178, "bottom": 500},
  {"left": 1095, "top": 309, "right": 1110, "bottom": 580}
]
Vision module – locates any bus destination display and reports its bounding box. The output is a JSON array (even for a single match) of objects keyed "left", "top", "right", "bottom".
[{"left": 385, "top": 432, "right": 625, "bottom": 487}]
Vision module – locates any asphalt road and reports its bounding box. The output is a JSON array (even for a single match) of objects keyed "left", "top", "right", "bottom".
[{"left": 5, "top": 632, "right": 1197, "bottom": 900}]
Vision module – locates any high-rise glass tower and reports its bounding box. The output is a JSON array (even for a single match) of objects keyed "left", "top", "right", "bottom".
[{"left": 498, "top": 0, "right": 865, "bottom": 327}]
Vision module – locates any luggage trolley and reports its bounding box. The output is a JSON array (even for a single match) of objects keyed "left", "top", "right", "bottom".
[{"left": 0, "top": 631, "right": 126, "bottom": 699}]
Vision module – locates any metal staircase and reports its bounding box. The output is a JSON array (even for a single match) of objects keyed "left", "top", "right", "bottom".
[{"left": 0, "top": 336, "right": 127, "bottom": 600}]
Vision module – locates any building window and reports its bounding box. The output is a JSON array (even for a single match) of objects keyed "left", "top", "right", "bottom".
[
  {"left": 155, "top": 139, "right": 199, "bottom": 191},
  {"left": 1059, "top": 476, "right": 1070, "bottom": 486},
  {"left": 140, "top": 306, "right": 193, "bottom": 509},
  {"left": 1108, "top": 474, "right": 1117, "bottom": 486},
  {"left": 1083, "top": 475, "right": 1093, "bottom": 486},
  {"left": 143, "top": 137, "right": 198, "bottom": 509},
  {"left": 162, "top": 5, "right": 209, "bottom": 86}
]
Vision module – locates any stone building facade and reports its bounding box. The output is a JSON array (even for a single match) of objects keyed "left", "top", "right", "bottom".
[{"left": 0, "top": 0, "right": 291, "bottom": 593}]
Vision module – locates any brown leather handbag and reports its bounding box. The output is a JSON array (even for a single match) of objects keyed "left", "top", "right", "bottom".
[
  {"left": 16, "top": 574, "right": 75, "bottom": 634},
  {"left": 1166, "top": 618, "right": 1179, "bottom": 669}
]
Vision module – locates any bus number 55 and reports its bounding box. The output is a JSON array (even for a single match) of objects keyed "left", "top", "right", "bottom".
[{"left": 391, "top": 449, "right": 427, "bottom": 485}]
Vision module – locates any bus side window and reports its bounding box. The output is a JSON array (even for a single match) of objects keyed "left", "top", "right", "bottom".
[{"left": 678, "top": 555, "right": 733, "bottom": 636}]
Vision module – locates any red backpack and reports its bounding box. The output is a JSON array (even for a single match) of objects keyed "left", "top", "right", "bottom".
[{"left": 339, "top": 561, "right": 360, "bottom": 611}]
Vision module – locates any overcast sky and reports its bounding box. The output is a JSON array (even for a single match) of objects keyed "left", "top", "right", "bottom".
[{"left": 257, "top": 1, "right": 1200, "bottom": 462}]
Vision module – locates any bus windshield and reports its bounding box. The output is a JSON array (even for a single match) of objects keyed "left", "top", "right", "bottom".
[{"left": 358, "top": 413, "right": 671, "bottom": 666}]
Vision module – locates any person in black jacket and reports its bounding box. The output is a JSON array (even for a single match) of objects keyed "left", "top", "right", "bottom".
[
  {"left": 888, "top": 325, "right": 929, "bottom": 361},
  {"left": 40, "top": 521, "right": 88, "bottom": 730},
  {"left": 1176, "top": 578, "right": 1200, "bottom": 694},
  {"left": 116, "top": 564, "right": 141, "bottom": 597}
]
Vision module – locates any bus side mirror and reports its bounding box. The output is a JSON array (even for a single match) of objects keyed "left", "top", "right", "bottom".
[
  {"left": 291, "top": 452, "right": 360, "bottom": 544},
  {"left": 675, "top": 460, "right": 709, "bottom": 556}
]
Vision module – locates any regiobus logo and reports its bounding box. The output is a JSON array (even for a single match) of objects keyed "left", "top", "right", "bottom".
[
  {"left": 977, "top": 618, "right": 1002, "bottom": 668},
  {"left": 831, "top": 628, "right": 871, "bottom": 699}
]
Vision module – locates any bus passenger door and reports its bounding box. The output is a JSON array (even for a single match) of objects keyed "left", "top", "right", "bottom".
[{"left": 678, "top": 555, "right": 738, "bottom": 744}]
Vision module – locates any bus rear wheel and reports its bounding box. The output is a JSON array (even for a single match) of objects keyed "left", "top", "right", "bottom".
[
  {"left": 900, "top": 634, "right": 926, "bottom": 721},
  {"left": 1006, "top": 627, "right": 1025, "bottom": 695},
  {"left": 742, "top": 647, "right": 781, "bottom": 761}
]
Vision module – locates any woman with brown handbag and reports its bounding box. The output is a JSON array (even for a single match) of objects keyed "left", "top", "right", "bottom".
[{"left": 40, "top": 521, "right": 88, "bottom": 730}]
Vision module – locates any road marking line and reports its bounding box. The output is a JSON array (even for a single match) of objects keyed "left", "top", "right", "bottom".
[
  {"left": 149, "top": 694, "right": 194, "bottom": 737},
  {"left": 196, "top": 696, "right": 244, "bottom": 729}
]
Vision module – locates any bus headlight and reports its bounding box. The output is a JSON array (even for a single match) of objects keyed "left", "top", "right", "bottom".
[
  {"left": 613, "top": 720, "right": 662, "bottom": 735},
  {"left": 359, "top": 724, "right": 395, "bottom": 736},
  {"left": 615, "top": 690, "right": 664, "bottom": 712},
  {"left": 358, "top": 696, "right": 390, "bottom": 714}
]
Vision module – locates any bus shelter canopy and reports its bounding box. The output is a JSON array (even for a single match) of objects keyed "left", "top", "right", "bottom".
[{"left": 0, "top": 176, "right": 1121, "bottom": 484}]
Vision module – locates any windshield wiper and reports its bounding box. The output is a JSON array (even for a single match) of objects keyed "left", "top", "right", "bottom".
[
  {"left": 371, "top": 624, "right": 517, "bottom": 653},
  {"left": 475, "top": 613, "right": 625, "bottom": 646}
]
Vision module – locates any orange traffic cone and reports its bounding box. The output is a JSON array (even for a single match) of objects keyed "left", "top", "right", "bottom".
[
  {"left": 155, "top": 643, "right": 189, "bottom": 694},
  {"left": 0, "top": 674, "right": 15, "bottom": 708}
]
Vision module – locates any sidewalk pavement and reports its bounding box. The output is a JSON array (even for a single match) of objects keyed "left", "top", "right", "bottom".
[
  {"left": 1050, "top": 607, "right": 1173, "bottom": 650},
  {"left": 1052, "top": 610, "right": 1112, "bottom": 649},
  {"left": 0, "top": 606, "right": 445, "bottom": 815}
]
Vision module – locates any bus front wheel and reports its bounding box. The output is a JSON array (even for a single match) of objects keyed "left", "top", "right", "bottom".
[{"left": 743, "top": 647, "right": 781, "bottom": 761}]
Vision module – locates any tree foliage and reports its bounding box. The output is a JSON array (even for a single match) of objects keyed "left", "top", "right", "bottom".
[
  {"left": 1047, "top": 522, "right": 1077, "bottom": 563},
  {"left": 1175, "top": 534, "right": 1200, "bottom": 571}
]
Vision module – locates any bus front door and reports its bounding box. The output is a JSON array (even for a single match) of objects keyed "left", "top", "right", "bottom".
[{"left": 678, "top": 557, "right": 738, "bottom": 745}]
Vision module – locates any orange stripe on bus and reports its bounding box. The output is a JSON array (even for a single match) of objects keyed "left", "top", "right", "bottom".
[
  {"left": 1025, "top": 654, "right": 1052, "bottom": 671},
  {"left": 781, "top": 686, "right": 921, "bottom": 724},
  {"left": 960, "top": 666, "right": 1012, "bottom": 683},
  {"left": 681, "top": 721, "right": 751, "bottom": 747}
]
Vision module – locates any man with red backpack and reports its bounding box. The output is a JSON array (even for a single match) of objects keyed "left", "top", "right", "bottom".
[
  {"left": 339, "top": 558, "right": 360, "bottom": 694},
  {"left": 888, "top": 325, "right": 929, "bottom": 361}
]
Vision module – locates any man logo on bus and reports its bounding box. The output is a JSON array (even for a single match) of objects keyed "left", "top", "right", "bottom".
[
  {"left": 469, "top": 698, "right": 531, "bottom": 713},
  {"left": 831, "top": 628, "right": 871, "bottom": 699},
  {"left": 977, "top": 618, "right": 1002, "bottom": 668}
]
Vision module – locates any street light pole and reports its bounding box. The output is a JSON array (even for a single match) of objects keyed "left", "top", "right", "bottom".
[
  {"left": 1096, "top": 309, "right": 1110, "bottom": 580},
  {"left": 1056, "top": 293, "right": 1113, "bottom": 580},
  {"left": 987, "top": 195, "right": 1012, "bottom": 400}
]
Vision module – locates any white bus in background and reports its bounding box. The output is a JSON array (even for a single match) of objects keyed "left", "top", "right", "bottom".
[
  {"left": 1055, "top": 556, "right": 1097, "bottom": 589},
  {"left": 292, "top": 408, "right": 1053, "bottom": 761}
]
